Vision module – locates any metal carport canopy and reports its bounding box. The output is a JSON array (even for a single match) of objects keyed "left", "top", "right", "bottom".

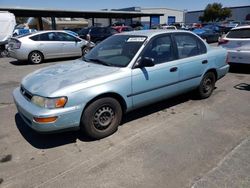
[{"left": 0, "top": 7, "right": 163, "bottom": 18}]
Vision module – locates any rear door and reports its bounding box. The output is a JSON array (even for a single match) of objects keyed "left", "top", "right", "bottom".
[
  {"left": 36, "top": 32, "right": 64, "bottom": 58},
  {"left": 173, "top": 33, "right": 208, "bottom": 90},
  {"left": 56, "top": 32, "right": 82, "bottom": 57}
]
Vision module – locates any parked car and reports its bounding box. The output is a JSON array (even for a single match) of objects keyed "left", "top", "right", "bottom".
[
  {"left": 162, "top": 25, "right": 177, "bottom": 30},
  {"left": 218, "top": 25, "right": 250, "bottom": 65},
  {"left": 13, "top": 28, "right": 37, "bottom": 37},
  {"left": 78, "top": 27, "right": 118, "bottom": 43},
  {"left": 64, "top": 30, "right": 79, "bottom": 37},
  {"left": 220, "top": 22, "right": 239, "bottom": 34},
  {"left": 13, "top": 30, "right": 229, "bottom": 139},
  {"left": 0, "top": 11, "right": 16, "bottom": 56},
  {"left": 192, "top": 28, "right": 220, "bottom": 43},
  {"left": 8, "top": 30, "right": 91, "bottom": 64},
  {"left": 112, "top": 26, "right": 133, "bottom": 33}
]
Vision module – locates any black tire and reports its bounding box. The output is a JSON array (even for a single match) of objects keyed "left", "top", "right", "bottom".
[
  {"left": 197, "top": 72, "right": 216, "bottom": 99},
  {"left": 81, "top": 46, "right": 90, "bottom": 56},
  {"left": 28, "top": 51, "right": 43, "bottom": 64},
  {"left": 81, "top": 97, "right": 122, "bottom": 139}
]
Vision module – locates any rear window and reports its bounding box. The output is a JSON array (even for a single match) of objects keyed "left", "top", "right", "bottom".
[
  {"left": 30, "top": 35, "right": 39, "bottom": 41},
  {"left": 227, "top": 28, "right": 250, "bottom": 38},
  {"left": 16, "top": 33, "right": 33, "bottom": 38}
]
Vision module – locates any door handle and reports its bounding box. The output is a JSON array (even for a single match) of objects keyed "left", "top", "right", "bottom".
[
  {"left": 202, "top": 60, "right": 208, "bottom": 64},
  {"left": 170, "top": 67, "right": 178, "bottom": 72}
]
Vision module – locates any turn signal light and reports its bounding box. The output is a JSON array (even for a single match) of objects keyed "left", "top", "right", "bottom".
[{"left": 33, "top": 116, "right": 58, "bottom": 123}]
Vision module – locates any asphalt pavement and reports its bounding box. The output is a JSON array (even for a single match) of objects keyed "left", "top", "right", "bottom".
[{"left": 0, "top": 56, "right": 249, "bottom": 188}]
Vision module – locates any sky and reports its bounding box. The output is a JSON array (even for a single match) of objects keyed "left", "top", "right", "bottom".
[{"left": 0, "top": 0, "right": 249, "bottom": 11}]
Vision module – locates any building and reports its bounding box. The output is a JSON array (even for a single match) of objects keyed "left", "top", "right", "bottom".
[
  {"left": 27, "top": 17, "right": 88, "bottom": 30},
  {"left": 185, "top": 5, "right": 250, "bottom": 24},
  {"left": 113, "top": 7, "right": 184, "bottom": 29},
  {"left": 140, "top": 7, "right": 184, "bottom": 28}
]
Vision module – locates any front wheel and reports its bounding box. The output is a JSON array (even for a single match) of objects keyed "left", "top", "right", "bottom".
[
  {"left": 81, "top": 97, "right": 122, "bottom": 139},
  {"left": 81, "top": 46, "right": 90, "bottom": 56},
  {"left": 197, "top": 72, "right": 216, "bottom": 99}
]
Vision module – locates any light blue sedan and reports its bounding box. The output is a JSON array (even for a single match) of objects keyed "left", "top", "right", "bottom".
[{"left": 13, "top": 30, "right": 229, "bottom": 139}]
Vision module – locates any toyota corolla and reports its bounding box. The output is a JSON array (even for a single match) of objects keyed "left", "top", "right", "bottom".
[{"left": 13, "top": 30, "right": 229, "bottom": 139}]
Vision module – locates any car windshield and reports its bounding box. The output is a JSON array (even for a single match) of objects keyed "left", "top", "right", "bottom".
[
  {"left": 227, "top": 28, "right": 250, "bottom": 38},
  {"left": 84, "top": 35, "right": 147, "bottom": 67}
]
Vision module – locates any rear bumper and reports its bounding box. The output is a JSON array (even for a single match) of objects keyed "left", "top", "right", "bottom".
[
  {"left": 13, "top": 87, "right": 83, "bottom": 132},
  {"left": 8, "top": 48, "right": 28, "bottom": 60},
  {"left": 217, "top": 64, "right": 230, "bottom": 80},
  {"left": 227, "top": 50, "right": 250, "bottom": 65}
]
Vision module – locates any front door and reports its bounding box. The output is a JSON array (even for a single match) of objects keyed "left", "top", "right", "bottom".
[{"left": 131, "top": 34, "right": 180, "bottom": 108}]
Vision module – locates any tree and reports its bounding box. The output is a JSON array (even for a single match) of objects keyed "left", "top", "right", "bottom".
[{"left": 199, "top": 3, "right": 232, "bottom": 23}]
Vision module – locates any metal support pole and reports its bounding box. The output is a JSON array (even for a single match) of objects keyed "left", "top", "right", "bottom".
[
  {"left": 109, "top": 18, "right": 112, "bottom": 26},
  {"left": 51, "top": 17, "right": 56, "bottom": 30},
  {"left": 38, "top": 17, "right": 43, "bottom": 30},
  {"left": 92, "top": 18, "right": 95, "bottom": 26},
  {"left": 149, "top": 16, "right": 152, "bottom": 29}
]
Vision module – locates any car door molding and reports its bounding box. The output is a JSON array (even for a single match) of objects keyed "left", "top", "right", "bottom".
[{"left": 127, "top": 74, "right": 202, "bottom": 97}]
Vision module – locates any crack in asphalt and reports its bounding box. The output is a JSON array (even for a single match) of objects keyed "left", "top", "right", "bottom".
[
  {"left": 0, "top": 103, "right": 14, "bottom": 108},
  {"left": 191, "top": 137, "right": 250, "bottom": 188}
]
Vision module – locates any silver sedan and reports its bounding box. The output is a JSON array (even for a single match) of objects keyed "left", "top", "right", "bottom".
[
  {"left": 8, "top": 30, "right": 90, "bottom": 64},
  {"left": 218, "top": 25, "right": 250, "bottom": 65}
]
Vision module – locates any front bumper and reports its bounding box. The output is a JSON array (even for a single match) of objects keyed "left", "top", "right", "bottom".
[{"left": 13, "top": 87, "right": 83, "bottom": 132}]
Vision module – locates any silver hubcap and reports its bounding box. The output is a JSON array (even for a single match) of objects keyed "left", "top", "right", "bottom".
[
  {"left": 93, "top": 106, "right": 114, "bottom": 130},
  {"left": 203, "top": 78, "right": 212, "bottom": 93},
  {"left": 31, "top": 53, "right": 41, "bottom": 63}
]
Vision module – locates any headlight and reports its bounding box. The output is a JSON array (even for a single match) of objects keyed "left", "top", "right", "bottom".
[{"left": 31, "top": 96, "right": 67, "bottom": 109}]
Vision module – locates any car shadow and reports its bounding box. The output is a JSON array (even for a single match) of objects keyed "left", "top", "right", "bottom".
[
  {"left": 15, "top": 114, "right": 93, "bottom": 149},
  {"left": 15, "top": 91, "right": 201, "bottom": 149},
  {"left": 122, "top": 91, "right": 197, "bottom": 124},
  {"left": 229, "top": 63, "right": 250, "bottom": 74}
]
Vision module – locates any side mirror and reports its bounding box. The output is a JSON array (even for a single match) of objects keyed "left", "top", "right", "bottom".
[{"left": 134, "top": 57, "right": 155, "bottom": 68}]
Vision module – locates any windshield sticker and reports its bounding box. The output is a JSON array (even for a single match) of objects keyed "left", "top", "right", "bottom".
[{"left": 127, "top": 37, "right": 146, "bottom": 42}]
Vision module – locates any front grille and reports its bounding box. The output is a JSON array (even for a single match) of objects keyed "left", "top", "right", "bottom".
[{"left": 20, "top": 86, "right": 33, "bottom": 101}]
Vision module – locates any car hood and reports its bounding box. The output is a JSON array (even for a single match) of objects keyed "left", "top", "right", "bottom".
[{"left": 21, "top": 59, "right": 120, "bottom": 96}]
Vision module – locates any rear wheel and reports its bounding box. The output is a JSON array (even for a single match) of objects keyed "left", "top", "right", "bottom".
[
  {"left": 81, "top": 97, "right": 122, "bottom": 139},
  {"left": 197, "top": 72, "right": 216, "bottom": 99},
  {"left": 28, "top": 51, "right": 43, "bottom": 64}
]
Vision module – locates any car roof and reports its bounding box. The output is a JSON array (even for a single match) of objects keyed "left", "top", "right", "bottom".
[
  {"left": 117, "top": 29, "right": 192, "bottom": 38},
  {"left": 231, "top": 25, "right": 250, "bottom": 30}
]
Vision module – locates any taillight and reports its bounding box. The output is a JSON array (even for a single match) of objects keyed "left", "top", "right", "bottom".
[
  {"left": 218, "top": 39, "right": 229, "bottom": 45},
  {"left": 13, "top": 42, "right": 21, "bottom": 49}
]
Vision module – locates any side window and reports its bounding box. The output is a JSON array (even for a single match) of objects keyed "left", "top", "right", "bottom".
[
  {"left": 142, "top": 35, "right": 175, "bottom": 64},
  {"left": 56, "top": 33, "right": 76, "bottom": 42},
  {"left": 47, "top": 32, "right": 57, "bottom": 41},
  {"left": 29, "top": 35, "right": 39, "bottom": 41},
  {"left": 39, "top": 33, "right": 49, "bottom": 41},
  {"left": 174, "top": 34, "right": 205, "bottom": 59}
]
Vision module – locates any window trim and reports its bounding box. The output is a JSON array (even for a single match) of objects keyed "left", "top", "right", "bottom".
[
  {"left": 172, "top": 32, "right": 207, "bottom": 59},
  {"left": 132, "top": 33, "right": 177, "bottom": 68}
]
